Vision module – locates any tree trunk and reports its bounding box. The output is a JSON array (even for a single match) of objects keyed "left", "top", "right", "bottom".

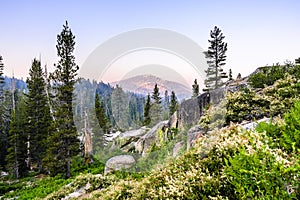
[{"left": 66, "top": 150, "right": 71, "bottom": 178}]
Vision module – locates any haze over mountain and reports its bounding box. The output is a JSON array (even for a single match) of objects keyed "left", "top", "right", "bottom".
[{"left": 111, "top": 74, "right": 192, "bottom": 101}]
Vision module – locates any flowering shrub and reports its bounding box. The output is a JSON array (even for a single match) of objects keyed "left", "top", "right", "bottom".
[
  {"left": 89, "top": 121, "right": 299, "bottom": 199},
  {"left": 226, "top": 88, "right": 269, "bottom": 123}
]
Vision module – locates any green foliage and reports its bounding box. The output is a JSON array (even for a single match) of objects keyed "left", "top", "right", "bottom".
[
  {"left": 143, "top": 94, "right": 151, "bottom": 126},
  {"left": 150, "top": 102, "right": 162, "bottom": 127},
  {"left": 70, "top": 156, "right": 105, "bottom": 176},
  {"left": 225, "top": 147, "right": 299, "bottom": 199},
  {"left": 169, "top": 91, "right": 178, "bottom": 116},
  {"left": 26, "top": 58, "right": 52, "bottom": 172},
  {"left": 92, "top": 121, "right": 300, "bottom": 199},
  {"left": 95, "top": 92, "right": 110, "bottom": 134},
  {"left": 204, "top": 26, "right": 228, "bottom": 91},
  {"left": 0, "top": 56, "right": 7, "bottom": 170},
  {"left": 282, "top": 101, "right": 300, "bottom": 153},
  {"left": 264, "top": 75, "right": 300, "bottom": 116},
  {"left": 226, "top": 88, "right": 269, "bottom": 123},
  {"left": 0, "top": 55, "right": 4, "bottom": 97},
  {"left": 6, "top": 92, "right": 28, "bottom": 179},
  {"left": 200, "top": 99, "right": 227, "bottom": 132},
  {"left": 249, "top": 64, "right": 290, "bottom": 88},
  {"left": 0, "top": 90, "right": 13, "bottom": 170},
  {"left": 151, "top": 83, "right": 162, "bottom": 104},
  {"left": 111, "top": 85, "right": 130, "bottom": 130},
  {"left": 45, "top": 21, "right": 80, "bottom": 178},
  {"left": 2, "top": 175, "right": 71, "bottom": 200},
  {"left": 192, "top": 79, "right": 199, "bottom": 97},
  {"left": 135, "top": 142, "right": 173, "bottom": 172}
]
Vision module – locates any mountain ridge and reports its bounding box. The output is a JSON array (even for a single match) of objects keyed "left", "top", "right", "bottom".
[{"left": 111, "top": 74, "right": 192, "bottom": 101}]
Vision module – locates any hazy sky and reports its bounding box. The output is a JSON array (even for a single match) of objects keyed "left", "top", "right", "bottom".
[{"left": 1, "top": 0, "right": 300, "bottom": 84}]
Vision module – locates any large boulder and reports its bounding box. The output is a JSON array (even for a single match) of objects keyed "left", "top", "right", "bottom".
[
  {"left": 104, "top": 155, "right": 136, "bottom": 175},
  {"left": 116, "top": 127, "right": 148, "bottom": 149},
  {"left": 135, "top": 121, "right": 168, "bottom": 155}
]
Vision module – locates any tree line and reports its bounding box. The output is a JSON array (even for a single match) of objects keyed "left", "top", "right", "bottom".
[{"left": 0, "top": 21, "right": 79, "bottom": 179}]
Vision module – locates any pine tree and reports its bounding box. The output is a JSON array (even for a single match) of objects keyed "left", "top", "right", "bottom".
[
  {"left": 143, "top": 94, "right": 151, "bottom": 126},
  {"left": 111, "top": 85, "right": 129, "bottom": 130},
  {"left": 192, "top": 79, "right": 199, "bottom": 97},
  {"left": 95, "top": 92, "right": 110, "bottom": 134},
  {"left": 169, "top": 91, "right": 178, "bottom": 116},
  {"left": 45, "top": 21, "right": 80, "bottom": 178},
  {"left": 0, "top": 56, "right": 7, "bottom": 170},
  {"left": 0, "top": 56, "right": 4, "bottom": 98},
  {"left": 150, "top": 84, "right": 162, "bottom": 126},
  {"left": 25, "top": 59, "right": 52, "bottom": 171},
  {"left": 229, "top": 69, "right": 233, "bottom": 81},
  {"left": 6, "top": 92, "right": 28, "bottom": 178},
  {"left": 151, "top": 84, "right": 162, "bottom": 104},
  {"left": 0, "top": 91, "right": 13, "bottom": 170},
  {"left": 204, "top": 26, "right": 228, "bottom": 91}
]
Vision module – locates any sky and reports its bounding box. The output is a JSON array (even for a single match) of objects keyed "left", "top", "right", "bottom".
[{"left": 1, "top": 0, "right": 300, "bottom": 87}]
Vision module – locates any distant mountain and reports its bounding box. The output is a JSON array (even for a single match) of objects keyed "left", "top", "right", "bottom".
[
  {"left": 111, "top": 75, "right": 192, "bottom": 101},
  {"left": 3, "top": 76, "right": 27, "bottom": 91}
]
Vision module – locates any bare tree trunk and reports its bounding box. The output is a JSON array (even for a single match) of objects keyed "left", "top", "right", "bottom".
[{"left": 84, "top": 109, "right": 92, "bottom": 164}]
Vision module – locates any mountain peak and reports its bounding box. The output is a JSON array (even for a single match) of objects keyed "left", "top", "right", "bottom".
[{"left": 111, "top": 74, "right": 192, "bottom": 101}]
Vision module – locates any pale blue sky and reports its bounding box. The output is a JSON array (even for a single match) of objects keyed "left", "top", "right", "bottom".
[{"left": 1, "top": 0, "right": 300, "bottom": 81}]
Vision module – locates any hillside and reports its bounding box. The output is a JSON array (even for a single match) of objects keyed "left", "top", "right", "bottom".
[{"left": 1, "top": 64, "right": 300, "bottom": 199}]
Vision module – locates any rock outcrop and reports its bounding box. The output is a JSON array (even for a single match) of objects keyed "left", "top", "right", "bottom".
[
  {"left": 104, "top": 155, "right": 136, "bottom": 175},
  {"left": 116, "top": 127, "right": 149, "bottom": 151},
  {"left": 135, "top": 121, "right": 169, "bottom": 155},
  {"left": 177, "top": 93, "right": 210, "bottom": 128}
]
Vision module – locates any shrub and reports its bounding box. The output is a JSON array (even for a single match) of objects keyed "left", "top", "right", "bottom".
[
  {"left": 281, "top": 101, "right": 300, "bottom": 153},
  {"left": 224, "top": 147, "right": 299, "bottom": 199},
  {"left": 226, "top": 88, "right": 269, "bottom": 123},
  {"left": 249, "top": 64, "right": 289, "bottom": 88}
]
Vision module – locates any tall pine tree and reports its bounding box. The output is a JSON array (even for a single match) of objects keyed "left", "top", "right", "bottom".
[
  {"left": 204, "top": 26, "right": 228, "bottom": 91},
  {"left": 45, "top": 21, "right": 79, "bottom": 178},
  {"left": 151, "top": 84, "right": 162, "bottom": 104},
  {"left": 0, "top": 91, "right": 13, "bottom": 170},
  {"left": 0, "top": 56, "right": 7, "bottom": 170},
  {"left": 150, "top": 84, "right": 162, "bottom": 126},
  {"left": 6, "top": 92, "right": 28, "bottom": 178},
  {"left": 26, "top": 59, "right": 52, "bottom": 171},
  {"left": 0, "top": 56, "right": 4, "bottom": 98},
  {"left": 143, "top": 94, "right": 151, "bottom": 126},
  {"left": 95, "top": 92, "right": 110, "bottom": 134},
  {"left": 169, "top": 91, "right": 178, "bottom": 116},
  {"left": 111, "top": 85, "right": 129, "bottom": 130}
]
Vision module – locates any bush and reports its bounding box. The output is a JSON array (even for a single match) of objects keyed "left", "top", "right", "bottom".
[
  {"left": 226, "top": 88, "right": 269, "bottom": 123},
  {"left": 249, "top": 65, "right": 289, "bottom": 88},
  {"left": 256, "top": 120, "right": 280, "bottom": 138},
  {"left": 282, "top": 101, "right": 300, "bottom": 153},
  {"left": 224, "top": 147, "right": 299, "bottom": 199}
]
